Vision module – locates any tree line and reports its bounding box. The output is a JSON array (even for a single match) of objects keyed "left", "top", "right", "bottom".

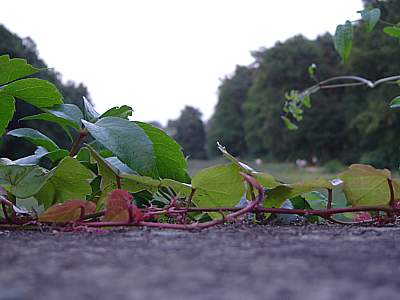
[
  {"left": 0, "top": 24, "right": 90, "bottom": 160},
  {"left": 207, "top": 0, "right": 400, "bottom": 168}
]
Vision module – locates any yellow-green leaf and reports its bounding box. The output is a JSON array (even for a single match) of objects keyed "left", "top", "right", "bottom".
[{"left": 339, "top": 164, "right": 392, "bottom": 207}]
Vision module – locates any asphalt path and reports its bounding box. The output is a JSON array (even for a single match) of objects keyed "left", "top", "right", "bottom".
[{"left": 1, "top": 225, "right": 400, "bottom": 300}]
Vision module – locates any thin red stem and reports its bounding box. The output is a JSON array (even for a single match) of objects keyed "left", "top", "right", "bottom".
[
  {"left": 0, "top": 199, "right": 11, "bottom": 223},
  {"left": 327, "top": 189, "right": 333, "bottom": 209},
  {"left": 182, "top": 188, "right": 196, "bottom": 224},
  {"left": 186, "top": 188, "right": 196, "bottom": 208},
  {"left": 116, "top": 175, "right": 122, "bottom": 189},
  {"left": 388, "top": 178, "right": 395, "bottom": 207},
  {"left": 69, "top": 129, "right": 88, "bottom": 157}
]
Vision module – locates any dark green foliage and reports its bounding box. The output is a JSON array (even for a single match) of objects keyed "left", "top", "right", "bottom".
[
  {"left": 173, "top": 106, "right": 207, "bottom": 160},
  {"left": 209, "top": 0, "right": 400, "bottom": 168},
  {"left": 207, "top": 66, "right": 253, "bottom": 157},
  {"left": 0, "top": 24, "right": 91, "bottom": 159}
]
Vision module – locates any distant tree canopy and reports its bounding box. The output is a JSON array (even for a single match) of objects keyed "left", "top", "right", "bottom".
[
  {"left": 207, "top": 65, "right": 253, "bottom": 157},
  {"left": 0, "top": 24, "right": 91, "bottom": 159},
  {"left": 172, "top": 106, "right": 207, "bottom": 160},
  {"left": 207, "top": 0, "right": 400, "bottom": 168}
]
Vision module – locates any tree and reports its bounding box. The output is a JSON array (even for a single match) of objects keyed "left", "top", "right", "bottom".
[
  {"left": 0, "top": 24, "right": 91, "bottom": 159},
  {"left": 173, "top": 106, "right": 207, "bottom": 159},
  {"left": 207, "top": 65, "right": 253, "bottom": 157},
  {"left": 208, "top": 0, "right": 400, "bottom": 168}
]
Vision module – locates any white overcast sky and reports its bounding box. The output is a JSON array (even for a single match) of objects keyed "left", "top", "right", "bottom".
[{"left": 0, "top": 0, "right": 361, "bottom": 125}]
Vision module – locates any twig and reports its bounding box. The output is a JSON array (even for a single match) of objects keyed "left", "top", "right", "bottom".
[
  {"left": 69, "top": 129, "right": 88, "bottom": 157},
  {"left": 327, "top": 189, "right": 333, "bottom": 209}
]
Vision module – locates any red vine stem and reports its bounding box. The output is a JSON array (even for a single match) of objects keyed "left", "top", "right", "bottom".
[
  {"left": 182, "top": 188, "right": 197, "bottom": 224},
  {"left": 186, "top": 188, "right": 196, "bottom": 208},
  {"left": 79, "top": 173, "right": 266, "bottom": 230},
  {"left": 69, "top": 129, "right": 88, "bottom": 157},
  {"left": 116, "top": 175, "right": 122, "bottom": 189},
  {"left": 327, "top": 189, "right": 333, "bottom": 209},
  {"left": 387, "top": 178, "right": 395, "bottom": 207},
  {"left": 78, "top": 205, "right": 397, "bottom": 230},
  {"left": 0, "top": 197, "right": 13, "bottom": 223}
]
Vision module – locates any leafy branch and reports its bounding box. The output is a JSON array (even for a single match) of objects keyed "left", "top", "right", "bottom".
[{"left": 282, "top": 4, "right": 400, "bottom": 130}]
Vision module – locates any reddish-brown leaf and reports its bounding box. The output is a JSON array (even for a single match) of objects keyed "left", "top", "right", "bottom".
[
  {"left": 103, "top": 189, "right": 143, "bottom": 222},
  {"left": 39, "top": 200, "right": 96, "bottom": 223},
  {"left": 103, "top": 189, "right": 132, "bottom": 222}
]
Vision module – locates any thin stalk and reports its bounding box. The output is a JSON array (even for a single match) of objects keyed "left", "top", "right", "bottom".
[
  {"left": 320, "top": 82, "right": 366, "bottom": 89},
  {"left": 182, "top": 188, "right": 196, "bottom": 224},
  {"left": 304, "top": 74, "right": 400, "bottom": 96},
  {"left": 116, "top": 175, "right": 122, "bottom": 189},
  {"left": 69, "top": 129, "right": 88, "bottom": 157},
  {"left": 388, "top": 178, "right": 395, "bottom": 207},
  {"left": 0, "top": 198, "right": 12, "bottom": 223},
  {"left": 186, "top": 188, "right": 196, "bottom": 209},
  {"left": 327, "top": 189, "right": 333, "bottom": 209}
]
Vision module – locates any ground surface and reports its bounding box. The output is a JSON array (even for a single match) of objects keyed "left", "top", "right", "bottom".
[{"left": 1, "top": 225, "right": 400, "bottom": 300}]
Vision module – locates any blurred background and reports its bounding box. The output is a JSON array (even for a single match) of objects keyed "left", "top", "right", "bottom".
[{"left": 1, "top": 0, "right": 399, "bottom": 181}]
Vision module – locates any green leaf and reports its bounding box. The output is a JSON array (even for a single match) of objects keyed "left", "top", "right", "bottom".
[
  {"left": 191, "top": 163, "right": 245, "bottom": 208},
  {"left": 42, "top": 104, "right": 82, "bottom": 129},
  {"left": 303, "top": 191, "right": 330, "bottom": 210},
  {"left": 0, "top": 160, "right": 50, "bottom": 198},
  {"left": 0, "top": 93, "right": 15, "bottom": 136},
  {"left": 302, "top": 94, "right": 311, "bottom": 108},
  {"left": 265, "top": 178, "right": 334, "bottom": 209},
  {"left": 339, "top": 164, "right": 392, "bottom": 206},
  {"left": 307, "top": 64, "right": 316, "bottom": 77},
  {"left": 13, "top": 147, "right": 49, "bottom": 165},
  {"left": 359, "top": 8, "right": 381, "bottom": 32},
  {"left": 217, "top": 143, "right": 282, "bottom": 190},
  {"left": 21, "top": 103, "right": 83, "bottom": 140},
  {"left": 76, "top": 147, "right": 91, "bottom": 163},
  {"left": 105, "top": 157, "right": 136, "bottom": 175},
  {"left": 0, "top": 55, "right": 42, "bottom": 86},
  {"left": 383, "top": 26, "right": 400, "bottom": 38},
  {"left": 86, "top": 144, "right": 123, "bottom": 191},
  {"left": 389, "top": 96, "right": 400, "bottom": 108},
  {"left": 281, "top": 116, "right": 298, "bottom": 130},
  {"left": 100, "top": 105, "right": 133, "bottom": 119},
  {"left": 35, "top": 157, "right": 94, "bottom": 208},
  {"left": 87, "top": 145, "right": 155, "bottom": 204},
  {"left": 7, "top": 128, "right": 59, "bottom": 152},
  {"left": 120, "top": 174, "right": 161, "bottom": 194},
  {"left": 82, "top": 117, "right": 156, "bottom": 178},
  {"left": 334, "top": 20, "right": 353, "bottom": 62},
  {"left": 253, "top": 172, "right": 282, "bottom": 189},
  {"left": 2, "top": 78, "right": 63, "bottom": 108},
  {"left": 136, "top": 122, "right": 189, "bottom": 182},
  {"left": 217, "top": 142, "right": 255, "bottom": 173},
  {"left": 160, "top": 178, "right": 193, "bottom": 197},
  {"left": 12, "top": 147, "right": 68, "bottom": 165},
  {"left": 83, "top": 96, "right": 100, "bottom": 122},
  {"left": 21, "top": 104, "right": 83, "bottom": 141},
  {"left": 21, "top": 113, "right": 74, "bottom": 141},
  {"left": 45, "top": 149, "right": 69, "bottom": 162},
  {"left": 289, "top": 196, "right": 319, "bottom": 223}
]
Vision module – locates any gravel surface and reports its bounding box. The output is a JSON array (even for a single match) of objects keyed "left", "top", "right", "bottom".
[{"left": 1, "top": 225, "right": 400, "bottom": 300}]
